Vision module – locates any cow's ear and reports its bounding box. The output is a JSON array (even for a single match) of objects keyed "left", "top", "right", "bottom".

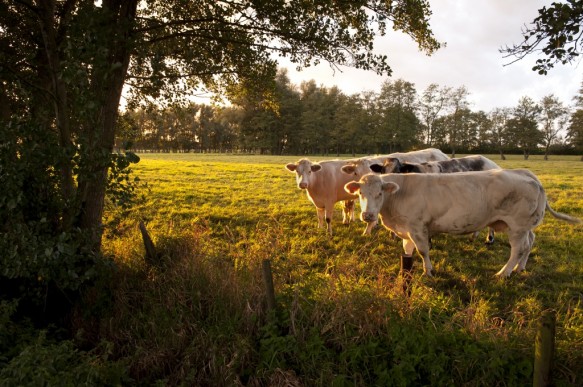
[
  {"left": 344, "top": 181, "right": 361, "bottom": 194},
  {"left": 382, "top": 182, "right": 400, "bottom": 194},
  {"left": 341, "top": 164, "right": 355, "bottom": 174},
  {"left": 369, "top": 164, "right": 383, "bottom": 173},
  {"left": 399, "top": 163, "right": 415, "bottom": 173},
  {"left": 285, "top": 163, "right": 298, "bottom": 172},
  {"left": 311, "top": 164, "right": 322, "bottom": 172}
]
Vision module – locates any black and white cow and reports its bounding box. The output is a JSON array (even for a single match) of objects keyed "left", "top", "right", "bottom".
[{"left": 370, "top": 154, "right": 500, "bottom": 174}]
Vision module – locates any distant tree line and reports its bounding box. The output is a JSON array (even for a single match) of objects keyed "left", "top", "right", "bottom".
[{"left": 119, "top": 69, "right": 583, "bottom": 159}]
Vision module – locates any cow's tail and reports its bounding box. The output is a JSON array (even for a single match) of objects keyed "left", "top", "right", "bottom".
[{"left": 546, "top": 202, "right": 583, "bottom": 224}]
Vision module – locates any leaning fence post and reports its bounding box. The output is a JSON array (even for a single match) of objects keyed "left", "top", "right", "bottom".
[
  {"left": 262, "top": 259, "right": 276, "bottom": 311},
  {"left": 533, "top": 309, "right": 556, "bottom": 387},
  {"left": 139, "top": 220, "right": 159, "bottom": 267},
  {"left": 400, "top": 254, "right": 414, "bottom": 296}
]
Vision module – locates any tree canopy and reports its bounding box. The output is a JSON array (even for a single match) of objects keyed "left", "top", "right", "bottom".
[{"left": 501, "top": 0, "right": 583, "bottom": 74}]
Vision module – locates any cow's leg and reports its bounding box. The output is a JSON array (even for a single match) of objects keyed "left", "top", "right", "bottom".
[
  {"left": 341, "top": 200, "right": 355, "bottom": 224},
  {"left": 324, "top": 203, "right": 334, "bottom": 236},
  {"left": 403, "top": 236, "right": 433, "bottom": 276},
  {"left": 486, "top": 227, "right": 495, "bottom": 244},
  {"left": 362, "top": 220, "right": 377, "bottom": 235},
  {"left": 316, "top": 207, "right": 325, "bottom": 228},
  {"left": 496, "top": 232, "right": 530, "bottom": 278},
  {"left": 516, "top": 231, "right": 535, "bottom": 272},
  {"left": 402, "top": 238, "right": 416, "bottom": 256},
  {"left": 409, "top": 228, "right": 433, "bottom": 275}
]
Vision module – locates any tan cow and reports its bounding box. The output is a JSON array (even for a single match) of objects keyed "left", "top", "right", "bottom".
[
  {"left": 340, "top": 148, "right": 449, "bottom": 234},
  {"left": 344, "top": 170, "right": 581, "bottom": 278},
  {"left": 286, "top": 158, "right": 360, "bottom": 235}
]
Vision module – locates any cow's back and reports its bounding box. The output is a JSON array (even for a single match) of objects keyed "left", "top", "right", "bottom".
[
  {"left": 438, "top": 155, "right": 500, "bottom": 173},
  {"left": 401, "top": 148, "right": 449, "bottom": 163}
]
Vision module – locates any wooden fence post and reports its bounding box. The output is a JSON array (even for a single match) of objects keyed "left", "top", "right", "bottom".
[
  {"left": 139, "top": 221, "right": 159, "bottom": 267},
  {"left": 533, "top": 309, "right": 556, "bottom": 387},
  {"left": 262, "top": 259, "right": 276, "bottom": 311},
  {"left": 400, "top": 254, "right": 414, "bottom": 296}
]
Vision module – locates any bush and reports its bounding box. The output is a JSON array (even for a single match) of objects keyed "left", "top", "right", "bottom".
[{"left": 0, "top": 331, "right": 131, "bottom": 387}]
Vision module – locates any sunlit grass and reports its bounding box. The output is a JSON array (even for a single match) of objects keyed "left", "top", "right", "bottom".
[{"left": 101, "top": 152, "right": 583, "bottom": 385}]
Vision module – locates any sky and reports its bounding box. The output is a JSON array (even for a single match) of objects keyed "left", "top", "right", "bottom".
[{"left": 279, "top": 0, "right": 583, "bottom": 113}]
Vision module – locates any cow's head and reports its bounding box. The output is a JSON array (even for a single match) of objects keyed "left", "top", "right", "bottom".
[
  {"left": 341, "top": 159, "right": 373, "bottom": 178},
  {"left": 398, "top": 162, "right": 421, "bottom": 173},
  {"left": 285, "top": 159, "right": 321, "bottom": 189},
  {"left": 379, "top": 158, "right": 403, "bottom": 174},
  {"left": 344, "top": 174, "right": 400, "bottom": 223}
]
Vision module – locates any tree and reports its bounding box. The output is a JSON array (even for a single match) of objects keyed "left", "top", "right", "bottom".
[
  {"left": 568, "top": 80, "right": 583, "bottom": 160},
  {"left": 1, "top": 0, "right": 442, "bottom": 255},
  {"left": 507, "top": 96, "right": 542, "bottom": 160},
  {"left": 467, "top": 110, "right": 490, "bottom": 152},
  {"left": 334, "top": 94, "right": 366, "bottom": 156},
  {"left": 501, "top": 1, "right": 583, "bottom": 74},
  {"left": 376, "top": 79, "right": 420, "bottom": 152},
  {"left": 444, "top": 86, "right": 470, "bottom": 157},
  {"left": 488, "top": 108, "right": 512, "bottom": 159},
  {"left": 539, "top": 94, "right": 569, "bottom": 160},
  {"left": 359, "top": 90, "right": 382, "bottom": 154},
  {"left": 418, "top": 83, "right": 451, "bottom": 146}
]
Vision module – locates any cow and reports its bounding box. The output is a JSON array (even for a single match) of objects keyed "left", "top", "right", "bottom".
[
  {"left": 340, "top": 148, "right": 449, "bottom": 178},
  {"left": 370, "top": 155, "right": 501, "bottom": 244},
  {"left": 286, "top": 158, "right": 360, "bottom": 236},
  {"left": 340, "top": 148, "right": 449, "bottom": 234},
  {"left": 370, "top": 154, "right": 500, "bottom": 174},
  {"left": 344, "top": 170, "right": 582, "bottom": 278}
]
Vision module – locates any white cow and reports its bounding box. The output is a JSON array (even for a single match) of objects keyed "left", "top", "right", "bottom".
[
  {"left": 370, "top": 154, "right": 501, "bottom": 244},
  {"left": 344, "top": 170, "right": 581, "bottom": 278},
  {"left": 286, "top": 158, "right": 360, "bottom": 235},
  {"left": 340, "top": 148, "right": 449, "bottom": 234}
]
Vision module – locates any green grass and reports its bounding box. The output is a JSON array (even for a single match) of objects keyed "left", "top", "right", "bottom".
[{"left": 99, "top": 153, "right": 583, "bottom": 385}]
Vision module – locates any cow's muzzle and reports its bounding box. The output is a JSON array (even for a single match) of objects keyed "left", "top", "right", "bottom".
[
  {"left": 298, "top": 182, "right": 308, "bottom": 189},
  {"left": 361, "top": 212, "right": 377, "bottom": 222}
]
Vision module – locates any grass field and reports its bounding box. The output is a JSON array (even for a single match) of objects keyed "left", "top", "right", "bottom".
[{"left": 101, "top": 153, "right": 583, "bottom": 385}]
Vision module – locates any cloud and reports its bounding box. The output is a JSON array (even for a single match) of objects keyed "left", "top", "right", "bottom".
[{"left": 281, "top": 0, "right": 582, "bottom": 112}]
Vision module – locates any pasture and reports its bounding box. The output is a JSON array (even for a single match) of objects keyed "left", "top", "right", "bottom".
[{"left": 102, "top": 153, "right": 583, "bottom": 385}]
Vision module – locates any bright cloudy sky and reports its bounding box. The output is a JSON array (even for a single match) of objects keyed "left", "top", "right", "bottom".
[{"left": 280, "top": 0, "right": 582, "bottom": 113}]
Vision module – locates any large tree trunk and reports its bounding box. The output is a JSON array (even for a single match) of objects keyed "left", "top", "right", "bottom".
[{"left": 77, "top": 0, "right": 139, "bottom": 250}]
